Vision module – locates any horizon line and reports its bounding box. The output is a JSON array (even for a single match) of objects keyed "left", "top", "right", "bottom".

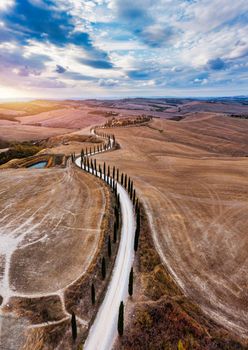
[{"left": 0, "top": 95, "right": 247, "bottom": 103}]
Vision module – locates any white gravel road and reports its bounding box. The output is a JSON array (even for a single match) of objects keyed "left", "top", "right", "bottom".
[{"left": 75, "top": 133, "right": 136, "bottom": 350}]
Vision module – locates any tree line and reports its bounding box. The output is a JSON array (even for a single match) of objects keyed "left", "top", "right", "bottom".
[{"left": 71, "top": 127, "right": 141, "bottom": 341}]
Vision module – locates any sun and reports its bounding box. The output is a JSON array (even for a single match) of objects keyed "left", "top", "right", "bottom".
[{"left": 0, "top": 85, "right": 35, "bottom": 101}]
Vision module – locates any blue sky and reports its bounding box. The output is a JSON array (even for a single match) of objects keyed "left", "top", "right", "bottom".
[{"left": 0, "top": 0, "right": 247, "bottom": 99}]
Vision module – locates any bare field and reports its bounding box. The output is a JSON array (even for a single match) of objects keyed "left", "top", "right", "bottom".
[
  {"left": 0, "top": 163, "right": 112, "bottom": 348},
  {"left": 94, "top": 114, "right": 248, "bottom": 339},
  {"left": 0, "top": 101, "right": 106, "bottom": 143},
  {"left": 17, "top": 108, "right": 107, "bottom": 130},
  {"left": 0, "top": 124, "right": 71, "bottom": 143},
  {"left": 1, "top": 98, "right": 248, "bottom": 346},
  {"left": 0, "top": 165, "right": 107, "bottom": 297}
]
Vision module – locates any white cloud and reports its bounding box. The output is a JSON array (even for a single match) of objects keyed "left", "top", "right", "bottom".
[
  {"left": 181, "top": 0, "right": 248, "bottom": 32},
  {"left": 0, "top": 0, "right": 247, "bottom": 97},
  {"left": 0, "top": 0, "right": 14, "bottom": 12}
]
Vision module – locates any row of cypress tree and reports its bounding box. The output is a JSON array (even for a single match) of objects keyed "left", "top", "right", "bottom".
[
  {"left": 117, "top": 266, "right": 134, "bottom": 337},
  {"left": 89, "top": 179, "right": 121, "bottom": 320},
  {"left": 71, "top": 126, "right": 140, "bottom": 341}
]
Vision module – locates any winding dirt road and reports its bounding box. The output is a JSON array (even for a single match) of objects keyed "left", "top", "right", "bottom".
[{"left": 75, "top": 131, "right": 136, "bottom": 350}]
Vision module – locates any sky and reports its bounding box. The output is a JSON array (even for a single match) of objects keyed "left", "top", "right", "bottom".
[{"left": 0, "top": 0, "right": 247, "bottom": 99}]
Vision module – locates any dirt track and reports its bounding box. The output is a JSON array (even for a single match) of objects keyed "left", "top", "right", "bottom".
[{"left": 94, "top": 114, "right": 248, "bottom": 338}]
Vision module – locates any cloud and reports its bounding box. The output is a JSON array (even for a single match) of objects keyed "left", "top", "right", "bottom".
[
  {"left": 127, "top": 70, "right": 152, "bottom": 80},
  {"left": 56, "top": 64, "right": 67, "bottom": 73},
  {"left": 114, "top": 0, "right": 177, "bottom": 47},
  {"left": 207, "top": 58, "right": 226, "bottom": 70},
  {"left": 62, "top": 71, "right": 96, "bottom": 81},
  {"left": 139, "top": 24, "right": 176, "bottom": 48},
  {"left": 15, "top": 66, "right": 42, "bottom": 77},
  {"left": 0, "top": 44, "right": 50, "bottom": 73},
  {"left": 78, "top": 58, "right": 113, "bottom": 69},
  {"left": 0, "top": 0, "right": 247, "bottom": 96},
  {"left": 117, "top": 1, "right": 149, "bottom": 26},
  {"left": 1, "top": 0, "right": 112, "bottom": 62},
  {"left": 2, "top": 0, "right": 80, "bottom": 46},
  {"left": 0, "top": 0, "right": 14, "bottom": 12},
  {"left": 28, "top": 78, "right": 67, "bottom": 88},
  {"left": 98, "top": 78, "right": 119, "bottom": 87}
]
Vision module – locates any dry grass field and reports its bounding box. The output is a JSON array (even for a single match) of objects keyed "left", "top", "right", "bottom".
[
  {"left": 0, "top": 165, "right": 107, "bottom": 295},
  {"left": 94, "top": 113, "right": 248, "bottom": 341},
  {"left": 1, "top": 98, "right": 248, "bottom": 348},
  {"left": 0, "top": 164, "right": 110, "bottom": 348},
  {"left": 17, "top": 108, "right": 106, "bottom": 130},
  {"left": 0, "top": 124, "right": 71, "bottom": 143},
  {"left": 0, "top": 100, "right": 108, "bottom": 143}
]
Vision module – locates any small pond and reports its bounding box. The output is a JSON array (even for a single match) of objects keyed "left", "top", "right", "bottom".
[{"left": 28, "top": 161, "right": 47, "bottom": 169}]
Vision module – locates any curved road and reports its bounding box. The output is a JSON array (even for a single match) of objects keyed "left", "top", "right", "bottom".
[{"left": 75, "top": 130, "right": 136, "bottom": 350}]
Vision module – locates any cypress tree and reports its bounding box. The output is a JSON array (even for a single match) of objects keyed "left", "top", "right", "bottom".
[
  {"left": 94, "top": 159, "right": 97, "bottom": 174},
  {"left": 130, "top": 181, "right": 133, "bottom": 198},
  {"left": 117, "top": 168, "right": 119, "bottom": 182},
  {"left": 113, "top": 166, "right": 115, "bottom": 179},
  {"left": 71, "top": 312, "right": 77, "bottom": 341},
  {"left": 108, "top": 235, "right": 112, "bottom": 258},
  {"left": 134, "top": 227, "right": 140, "bottom": 252},
  {"left": 113, "top": 222, "right": 117, "bottom": 243},
  {"left": 101, "top": 257, "right": 106, "bottom": 280},
  {"left": 107, "top": 165, "right": 110, "bottom": 178},
  {"left": 128, "top": 267, "right": 133, "bottom": 296},
  {"left": 115, "top": 206, "right": 119, "bottom": 228},
  {"left": 91, "top": 283, "right": 95, "bottom": 305},
  {"left": 133, "top": 189, "right": 136, "bottom": 206},
  {"left": 117, "top": 194, "right": 120, "bottom": 209},
  {"left": 124, "top": 174, "right": 127, "bottom": 189},
  {"left": 135, "top": 199, "right": 139, "bottom": 213},
  {"left": 117, "top": 301, "right": 124, "bottom": 336},
  {"left": 137, "top": 207, "right": 140, "bottom": 230},
  {"left": 121, "top": 173, "right": 124, "bottom": 185},
  {"left": 103, "top": 162, "right": 106, "bottom": 176},
  {"left": 91, "top": 159, "right": 94, "bottom": 174}
]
